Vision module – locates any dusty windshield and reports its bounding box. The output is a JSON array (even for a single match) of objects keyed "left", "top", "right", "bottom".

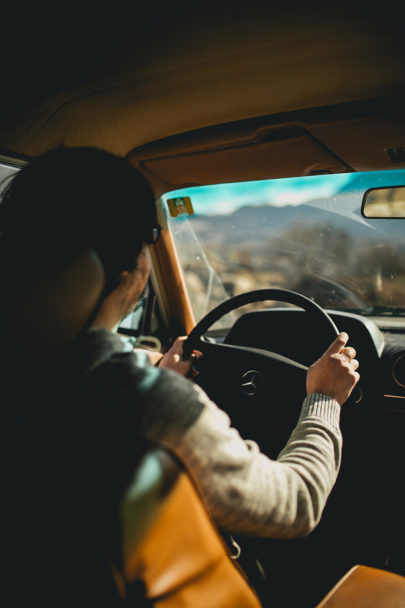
[{"left": 162, "top": 169, "right": 405, "bottom": 326}]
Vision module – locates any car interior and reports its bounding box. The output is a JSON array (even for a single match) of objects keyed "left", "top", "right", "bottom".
[{"left": 1, "top": 2, "right": 405, "bottom": 606}]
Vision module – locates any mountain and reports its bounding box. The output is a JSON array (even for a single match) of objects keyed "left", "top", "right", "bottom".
[{"left": 187, "top": 199, "right": 404, "bottom": 248}]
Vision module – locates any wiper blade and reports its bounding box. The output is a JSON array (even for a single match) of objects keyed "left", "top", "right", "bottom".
[
  {"left": 342, "top": 307, "right": 405, "bottom": 317},
  {"left": 366, "top": 306, "right": 405, "bottom": 317}
]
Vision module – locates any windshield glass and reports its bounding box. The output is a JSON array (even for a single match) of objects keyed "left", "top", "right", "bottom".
[{"left": 162, "top": 169, "right": 405, "bottom": 325}]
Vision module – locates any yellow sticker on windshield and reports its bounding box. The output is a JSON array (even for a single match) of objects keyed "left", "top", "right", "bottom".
[{"left": 167, "top": 196, "right": 194, "bottom": 217}]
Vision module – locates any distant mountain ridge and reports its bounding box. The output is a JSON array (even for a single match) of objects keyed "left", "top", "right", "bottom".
[{"left": 188, "top": 199, "right": 404, "bottom": 246}]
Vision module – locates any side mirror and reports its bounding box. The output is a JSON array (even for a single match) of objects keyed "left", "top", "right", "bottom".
[{"left": 362, "top": 186, "right": 405, "bottom": 218}]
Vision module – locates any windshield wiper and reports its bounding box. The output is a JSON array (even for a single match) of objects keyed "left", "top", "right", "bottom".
[
  {"left": 365, "top": 306, "right": 405, "bottom": 317},
  {"left": 343, "top": 306, "right": 405, "bottom": 317}
]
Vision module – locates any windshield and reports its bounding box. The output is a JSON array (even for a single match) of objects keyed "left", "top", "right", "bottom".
[{"left": 162, "top": 169, "right": 405, "bottom": 325}]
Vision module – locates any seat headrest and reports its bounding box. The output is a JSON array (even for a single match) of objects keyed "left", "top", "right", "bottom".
[{"left": 11, "top": 248, "right": 106, "bottom": 358}]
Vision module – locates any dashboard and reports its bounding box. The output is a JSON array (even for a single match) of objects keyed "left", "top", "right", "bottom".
[{"left": 224, "top": 307, "right": 405, "bottom": 413}]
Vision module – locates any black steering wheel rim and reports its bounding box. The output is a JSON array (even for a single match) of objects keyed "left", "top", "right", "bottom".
[{"left": 184, "top": 288, "right": 339, "bottom": 359}]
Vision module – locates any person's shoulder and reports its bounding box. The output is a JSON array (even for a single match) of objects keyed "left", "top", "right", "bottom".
[{"left": 118, "top": 350, "right": 198, "bottom": 396}]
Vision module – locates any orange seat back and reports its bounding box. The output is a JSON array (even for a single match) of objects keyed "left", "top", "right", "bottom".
[
  {"left": 316, "top": 564, "right": 405, "bottom": 608},
  {"left": 118, "top": 450, "right": 262, "bottom": 607}
]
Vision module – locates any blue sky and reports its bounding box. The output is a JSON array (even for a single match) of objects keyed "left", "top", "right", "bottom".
[
  {"left": 163, "top": 169, "right": 405, "bottom": 217},
  {"left": 163, "top": 173, "right": 353, "bottom": 216}
]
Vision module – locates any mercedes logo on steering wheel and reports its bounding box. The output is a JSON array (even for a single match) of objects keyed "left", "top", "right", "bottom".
[{"left": 241, "top": 370, "right": 263, "bottom": 396}]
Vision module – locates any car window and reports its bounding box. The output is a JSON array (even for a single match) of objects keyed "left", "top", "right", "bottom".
[
  {"left": 0, "top": 160, "right": 21, "bottom": 193},
  {"left": 162, "top": 169, "right": 405, "bottom": 329}
]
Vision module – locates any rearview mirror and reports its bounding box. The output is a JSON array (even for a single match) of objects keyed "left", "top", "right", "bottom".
[{"left": 362, "top": 186, "right": 405, "bottom": 218}]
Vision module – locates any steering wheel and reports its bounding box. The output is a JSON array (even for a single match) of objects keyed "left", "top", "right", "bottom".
[{"left": 183, "top": 289, "right": 340, "bottom": 456}]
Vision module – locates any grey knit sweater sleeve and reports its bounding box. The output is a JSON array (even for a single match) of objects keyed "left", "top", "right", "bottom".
[{"left": 143, "top": 376, "right": 342, "bottom": 539}]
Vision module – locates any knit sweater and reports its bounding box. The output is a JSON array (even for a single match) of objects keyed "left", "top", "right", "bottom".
[{"left": 57, "top": 328, "right": 343, "bottom": 540}]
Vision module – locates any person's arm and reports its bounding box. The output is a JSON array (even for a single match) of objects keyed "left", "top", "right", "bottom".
[
  {"left": 166, "top": 388, "right": 341, "bottom": 538},
  {"left": 141, "top": 333, "right": 359, "bottom": 539}
]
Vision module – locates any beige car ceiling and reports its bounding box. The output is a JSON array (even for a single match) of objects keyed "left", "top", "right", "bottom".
[{"left": 1, "top": 2, "right": 405, "bottom": 192}]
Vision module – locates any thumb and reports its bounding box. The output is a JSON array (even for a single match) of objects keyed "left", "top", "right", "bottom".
[{"left": 323, "top": 332, "right": 349, "bottom": 356}]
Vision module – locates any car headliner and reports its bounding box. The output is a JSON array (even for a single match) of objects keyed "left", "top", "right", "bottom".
[{"left": 1, "top": 2, "right": 405, "bottom": 194}]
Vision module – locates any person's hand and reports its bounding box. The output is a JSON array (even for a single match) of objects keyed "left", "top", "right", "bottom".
[
  {"left": 158, "top": 336, "right": 202, "bottom": 379},
  {"left": 306, "top": 332, "right": 360, "bottom": 406}
]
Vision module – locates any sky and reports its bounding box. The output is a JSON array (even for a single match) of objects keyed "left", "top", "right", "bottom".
[
  {"left": 163, "top": 173, "right": 353, "bottom": 216},
  {"left": 163, "top": 169, "right": 405, "bottom": 217}
]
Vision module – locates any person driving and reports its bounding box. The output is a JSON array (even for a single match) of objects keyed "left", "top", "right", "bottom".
[{"left": 1, "top": 146, "right": 359, "bottom": 600}]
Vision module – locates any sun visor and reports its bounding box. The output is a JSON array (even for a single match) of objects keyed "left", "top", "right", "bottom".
[
  {"left": 310, "top": 115, "right": 405, "bottom": 173},
  {"left": 129, "top": 127, "right": 350, "bottom": 198}
]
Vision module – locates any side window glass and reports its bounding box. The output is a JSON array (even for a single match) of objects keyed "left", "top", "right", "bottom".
[
  {"left": 119, "top": 282, "right": 150, "bottom": 333},
  {"left": 0, "top": 160, "right": 21, "bottom": 197},
  {"left": 118, "top": 279, "right": 165, "bottom": 351}
]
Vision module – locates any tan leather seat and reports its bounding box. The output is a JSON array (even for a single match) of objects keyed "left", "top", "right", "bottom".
[
  {"left": 10, "top": 247, "right": 106, "bottom": 357},
  {"left": 117, "top": 448, "right": 262, "bottom": 607},
  {"left": 316, "top": 564, "right": 405, "bottom": 608}
]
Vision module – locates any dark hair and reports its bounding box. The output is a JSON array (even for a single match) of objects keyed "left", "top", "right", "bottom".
[{"left": 0, "top": 146, "right": 157, "bottom": 297}]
